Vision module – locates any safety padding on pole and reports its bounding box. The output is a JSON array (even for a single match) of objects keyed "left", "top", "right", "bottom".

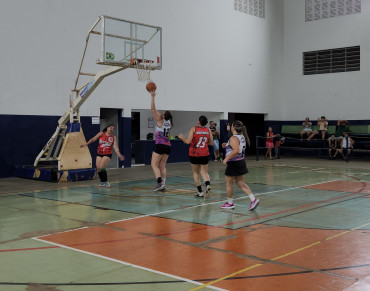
[{"left": 58, "top": 124, "right": 92, "bottom": 170}]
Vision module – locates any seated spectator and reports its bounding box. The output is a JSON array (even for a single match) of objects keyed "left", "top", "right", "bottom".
[
  {"left": 300, "top": 117, "right": 312, "bottom": 141},
  {"left": 327, "top": 134, "right": 338, "bottom": 159},
  {"left": 338, "top": 132, "right": 355, "bottom": 161},
  {"left": 308, "top": 116, "right": 328, "bottom": 141},
  {"left": 335, "top": 120, "right": 351, "bottom": 141}
]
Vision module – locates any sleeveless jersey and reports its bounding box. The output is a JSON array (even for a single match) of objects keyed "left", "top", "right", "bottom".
[
  {"left": 189, "top": 126, "right": 210, "bottom": 157},
  {"left": 155, "top": 119, "right": 172, "bottom": 146},
  {"left": 225, "top": 134, "right": 246, "bottom": 162},
  {"left": 97, "top": 132, "right": 114, "bottom": 155}
]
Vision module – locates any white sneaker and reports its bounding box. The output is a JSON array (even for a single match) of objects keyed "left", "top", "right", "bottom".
[
  {"left": 153, "top": 183, "right": 166, "bottom": 191},
  {"left": 97, "top": 183, "right": 105, "bottom": 188},
  {"left": 195, "top": 192, "right": 204, "bottom": 197},
  {"left": 105, "top": 182, "right": 111, "bottom": 188}
]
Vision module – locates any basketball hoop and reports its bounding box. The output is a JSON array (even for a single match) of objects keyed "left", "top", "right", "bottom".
[{"left": 132, "top": 59, "right": 153, "bottom": 82}]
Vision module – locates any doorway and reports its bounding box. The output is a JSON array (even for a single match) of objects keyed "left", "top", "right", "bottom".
[
  {"left": 131, "top": 112, "right": 141, "bottom": 164},
  {"left": 100, "top": 108, "right": 121, "bottom": 168},
  {"left": 228, "top": 113, "right": 265, "bottom": 154}
]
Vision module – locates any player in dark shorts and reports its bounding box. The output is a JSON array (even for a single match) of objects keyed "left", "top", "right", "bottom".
[
  {"left": 179, "top": 116, "right": 214, "bottom": 197},
  {"left": 81, "top": 124, "right": 124, "bottom": 188},
  {"left": 221, "top": 120, "right": 259, "bottom": 210},
  {"left": 149, "top": 89, "right": 173, "bottom": 191}
]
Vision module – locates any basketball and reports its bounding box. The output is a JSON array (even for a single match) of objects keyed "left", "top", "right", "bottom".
[{"left": 146, "top": 81, "right": 157, "bottom": 92}]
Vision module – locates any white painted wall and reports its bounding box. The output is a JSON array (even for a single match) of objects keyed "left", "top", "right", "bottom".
[
  {"left": 0, "top": 0, "right": 284, "bottom": 119},
  {"left": 280, "top": 0, "right": 370, "bottom": 121}
]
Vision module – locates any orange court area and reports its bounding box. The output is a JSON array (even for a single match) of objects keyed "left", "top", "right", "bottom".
[{"left": 1, "top": 159, "right": 370, "bottom": 290}]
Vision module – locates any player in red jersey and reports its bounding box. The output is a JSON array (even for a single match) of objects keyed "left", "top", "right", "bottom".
[
  {"left": 179, "top": 116, "right": 213, "bottom": 197},
  {"left": 81, "top": 124, "right": 124, "bottom": 188}
]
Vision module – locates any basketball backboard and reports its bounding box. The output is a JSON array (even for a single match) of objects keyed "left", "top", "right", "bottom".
[{"left": 95, "top": 15, "right": 162, "bottom": 69}]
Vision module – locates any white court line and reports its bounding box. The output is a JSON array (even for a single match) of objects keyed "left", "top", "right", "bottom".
[
  {"left": 106, "top": 178, "right": 342, "bottom": 225},
  {"left": 36, "top": 227, "right": 88, "bottom": 239},
  {"left": 32, "top": 238, "right": 227, "bottom": 291},
  {"left": 31, "top": 177, "right": 342, "bottom": 289}
]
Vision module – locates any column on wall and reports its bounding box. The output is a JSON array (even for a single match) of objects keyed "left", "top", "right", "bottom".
[{"left": 120, "top": 110, "right": 132, "bottom": 168}]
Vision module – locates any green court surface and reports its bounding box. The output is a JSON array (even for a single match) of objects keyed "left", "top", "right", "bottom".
[{"left": 0, "top": 158, "right": 369, "bottom": 291}]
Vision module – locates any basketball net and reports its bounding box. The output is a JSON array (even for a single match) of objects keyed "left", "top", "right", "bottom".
[{"left": 132, "top": 59, "right": 153, "bottom": 82}]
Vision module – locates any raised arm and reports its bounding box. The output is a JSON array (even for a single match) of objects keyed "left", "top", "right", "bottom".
[
  {"left": 81, "top": 132, "right": 103, "bottom": 147},
  {"left": 150, "top": 92, "right": 162, "bottom": 125},
  {"left": 178, "top": 127, "right": 195, "bottom": 144}
]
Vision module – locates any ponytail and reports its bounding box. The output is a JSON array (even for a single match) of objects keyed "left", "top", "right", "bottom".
[
  {"left": 164, "top": 111, "right": 173, "bottom": 127},
  {"left": 241, "top": 125, "right": 251, "bottom": 147},
  {"left": 232, "top": 120, "right": 250, "bottom": 146}
]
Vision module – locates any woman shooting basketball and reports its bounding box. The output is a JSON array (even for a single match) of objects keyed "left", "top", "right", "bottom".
[
  {"left": 81, "top": 124, "right": 124, "bottom": 188},
  {"left": 149, "top": 89, "right": 173, "bottom": 191},
  {"left": 179, "top": 115, "right": 213, "bottom": 197},
  {"left": 221, "top": 120, "right": 259, "bottom": 210}
]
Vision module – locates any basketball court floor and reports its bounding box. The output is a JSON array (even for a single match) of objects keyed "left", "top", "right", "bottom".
[{"left": 1, "top": 157, "right": 370, "bottom": 291}]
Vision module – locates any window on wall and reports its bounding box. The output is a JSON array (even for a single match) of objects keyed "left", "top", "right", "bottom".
[
  {"left": 305, "top": 0, "right": 361, "bottom": 22},
  {"left": 234, "top": 0, "right": 265, "bottom": 18},
  {"left": 303, "top": 46, "right": 360, "bottom": 75}
]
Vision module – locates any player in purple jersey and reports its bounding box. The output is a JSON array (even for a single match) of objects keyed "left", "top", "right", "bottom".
[
  {"left": 221, "top": 120, "right": 259, "bottom": 210},
  {"left": 149, "top": 89, "right": 173, "bottom": 191}
]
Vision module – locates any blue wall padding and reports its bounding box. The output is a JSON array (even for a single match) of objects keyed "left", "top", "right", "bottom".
[
  {"left": 3, "top": 114, "right": 370, "bottom": 178},
  {"left": 0, "top": 115, "right": 99, "bottom": 178},
  {"left": 38, "top": 169, "right": 54, "bottom": 182},
  {"left": 67, "top": 168, "right": 96, "bottom": 182},
  {"left": 67, "top": 123, "right": 81, "bottom": 133}
]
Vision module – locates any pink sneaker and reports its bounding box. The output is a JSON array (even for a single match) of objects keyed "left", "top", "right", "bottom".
[
  {"left": 221, "top": 202, "right": 235, "bottom": 209},
  {"left": 248, "top": 198, "right": 260, "bottom": 211}
]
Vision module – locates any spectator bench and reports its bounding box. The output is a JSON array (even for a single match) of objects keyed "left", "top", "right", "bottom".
[{"left": 276, "top": 124, "right": 370, "bottom": 159}]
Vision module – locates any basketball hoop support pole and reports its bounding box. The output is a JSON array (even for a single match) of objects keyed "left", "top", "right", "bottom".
[
  {"left": 33, "top": 15, "right": 161, "bottom": 170},
  {"left": 34, "top": 65, "right": 128, "bottom": 168}
]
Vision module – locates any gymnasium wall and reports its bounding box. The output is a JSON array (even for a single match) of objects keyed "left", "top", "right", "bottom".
[
  {"left": 0, "top": 0, "right": 284, "bottom": 177},
  {"left": 276, "top": 0, "right": 370, "bottom": 121},
  {"left": 0, "top": 0, "right": 284, "bottom": 118}
]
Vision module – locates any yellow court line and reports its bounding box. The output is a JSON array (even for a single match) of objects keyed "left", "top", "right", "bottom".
[
  {"left": 351, "top": 222, "right": 370, "bottom": 230},
  {"left": 189, "top": 264, "right": 262, "bottom": 291},
  {"left": 327, "top": 223, "right": 370, "bottom": 241},
  {"left": 271, "top": 241, "right": 321, "bottom": 261},
  {"left": 326, "top": 231, "right": 350, "bottom": 241},
  {"left": 190, "top": 222, "right": 370, "bottom": 290}
]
